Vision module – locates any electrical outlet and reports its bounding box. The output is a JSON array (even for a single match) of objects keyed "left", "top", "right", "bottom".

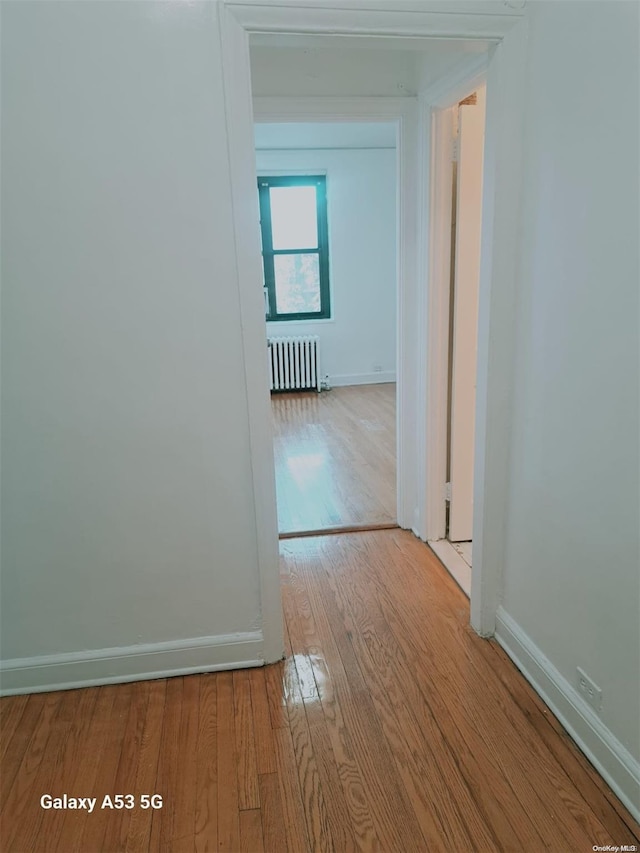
[
  {"left": 577, "top": 667, "right": 602, "bottom": 712},
  {"left": 373, "top": 364, "right": 383, "bottom": 373}
]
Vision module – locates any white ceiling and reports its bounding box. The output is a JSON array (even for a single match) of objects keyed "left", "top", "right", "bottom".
[
  {"left": 254, "top": 122, "right": 397, "bottom": 151},
  {"left": 249, "top": 34, "right": 492, "bottom": 98}
]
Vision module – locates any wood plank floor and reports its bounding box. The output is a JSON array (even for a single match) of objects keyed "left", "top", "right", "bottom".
[
  {"left": 1, "top": 529, "right": 639, "bottom": 852},
  {"left": 271, "top": 384, "right": 396, "bottom": 535}
]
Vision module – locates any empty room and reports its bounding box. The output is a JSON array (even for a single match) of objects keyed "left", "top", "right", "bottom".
[
  {"left": 1, "top": 2, "right": 639, "bottom": 852},
  {"left": 255, "top": 119, "right": 398, "bottom": 536}
]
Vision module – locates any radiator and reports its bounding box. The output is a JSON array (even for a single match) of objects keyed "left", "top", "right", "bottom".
[{"left": 268, "top": 336, "right": 321, "bottom": 392}]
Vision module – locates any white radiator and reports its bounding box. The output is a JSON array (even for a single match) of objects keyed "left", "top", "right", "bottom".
[{"left": 268, "top": 336, "right": 321, "bottom": 392}]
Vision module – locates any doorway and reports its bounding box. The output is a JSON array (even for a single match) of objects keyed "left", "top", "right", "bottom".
[
  {"left": 429, "top": 85, "right": 486, "bottom": 597},
  {"left": 253, "top": 119, "right": 399, "bottom": 537},
  {"left": 218, "top": 3, "right": 529, "bottom": 657}
]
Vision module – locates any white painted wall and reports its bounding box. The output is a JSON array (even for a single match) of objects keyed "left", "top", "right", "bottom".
[
  {"left": 0, "top": 1, "right": 269, "bottom": 686},
  {"left": 257, "top": 145, "right": 397, "bottom": 386},
  {"left": 500, "top": 1, "right": 640, "bottom": 762}
]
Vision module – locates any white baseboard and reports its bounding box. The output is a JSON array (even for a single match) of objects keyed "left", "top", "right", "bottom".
[
  {"left": 330, "top": 371, "right": 396, "bottom": 387},
  {"left": 495, "top": 606, "right": 640, "bottom": 823},
  {"left": 0, "top": 631, "right": 264, "bottom": 696}
]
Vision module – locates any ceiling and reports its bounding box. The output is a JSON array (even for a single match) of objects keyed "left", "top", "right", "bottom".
[{"left": 249, "top": 33, "right": 492, "bottom": 98}]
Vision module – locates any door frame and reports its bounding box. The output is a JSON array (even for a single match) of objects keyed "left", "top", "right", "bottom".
[
  {"left": 419, "top": 67, "right": 489, "bottom": 545},
  {"left": 218, "top": 1, "right": 529, "bottom": 659}
]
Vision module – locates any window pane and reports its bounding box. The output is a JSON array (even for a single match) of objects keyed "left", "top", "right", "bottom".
[
  {"left": 274, "top": 254, "right": 321, "bottom": 314},
  {"left": 270, "top": 186, "right": 318, "bottom": 250}
]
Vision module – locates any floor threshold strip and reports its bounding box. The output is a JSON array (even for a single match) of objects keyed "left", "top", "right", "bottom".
[{"left": 279, "top": 522, "right": 399, "bottom": 540}]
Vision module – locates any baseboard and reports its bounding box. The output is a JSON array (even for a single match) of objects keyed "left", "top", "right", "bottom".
[
  {"left": 495, "top": 606, "right": 640, "bottom": 823},
  {"left": 0, "top": 631, "right": 264, "bottom": 696},
  {"left": 330, "top": 371, "right": 396, "bottom": 387}
]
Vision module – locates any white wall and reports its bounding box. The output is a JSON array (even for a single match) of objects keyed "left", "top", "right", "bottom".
[
  {"left": 500, "top": 0, "right": 639, "bottom": 765},
  {"left": 0, "top": 1, "right": 269, "bottom": 689},
  {"left": 257, "top": 145, "right": 397, "bottom": 386}
]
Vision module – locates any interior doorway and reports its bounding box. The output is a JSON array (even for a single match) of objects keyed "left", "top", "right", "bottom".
[
  {"left": 218, "top": 2, "right": 529, "bottom": 655},
  {"left": 252, "top": 120, "right": 399, "bottom": 537},
  {"left": 429, "top": 85, "right": 486, "bottom": 597}
]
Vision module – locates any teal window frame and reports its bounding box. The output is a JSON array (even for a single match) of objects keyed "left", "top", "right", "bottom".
[{"left": 257, "top": 175, "right": 331, "bottom": 322}]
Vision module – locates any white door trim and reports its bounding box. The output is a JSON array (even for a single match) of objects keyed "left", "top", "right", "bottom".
[
  {"left": 219, "top": 1, "right": 528, "bottom": 649},
  {"left": 414, "top": 55, "right": 489, "bottom": 542},
  {"left": 469, "top": 20, "right": 528, "bottom": 636},
  {"left": 416, "top": 52, "right": 493, "bottom": 548},
  {"left": 225, "top": 1, "right": 524, "bottom": 40},
  {"left": 216, "top": 4, "right": 284, "bottom": 663},
  {"left": 417, "top": 36, "right": 529, "bottom": 637}
]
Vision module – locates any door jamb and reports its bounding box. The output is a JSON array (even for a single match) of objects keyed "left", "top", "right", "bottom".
[
  {"left": 417, "top": 26, "right": 529, "bottom": 636},
  {"left": 219, "top": 1, "right": 529, "bottom": 655},
  {"left": 418, "top": 62, "right": 488, "bottom": 548}
]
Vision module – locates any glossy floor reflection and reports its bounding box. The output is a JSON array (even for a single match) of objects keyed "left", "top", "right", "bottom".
[{"left": 271, "top": 383, "right": 396, "bottom": 534}]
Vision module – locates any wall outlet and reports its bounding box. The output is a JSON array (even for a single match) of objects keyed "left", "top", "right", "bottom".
[
  {"left": 577, "top": 667, "right": 602, "bottom": 712},
  {"left": 373, "top": 364, "right": 383, "bottom": 373}
]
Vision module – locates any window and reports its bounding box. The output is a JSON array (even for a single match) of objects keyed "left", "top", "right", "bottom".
[{"left": 257, "top": 175, "right": 331, "bottom": 321}]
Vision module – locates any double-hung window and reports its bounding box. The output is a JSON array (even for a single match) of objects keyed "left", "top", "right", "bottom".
[{"left": 257, "top": 175, "right": 331, "bottom": 321}]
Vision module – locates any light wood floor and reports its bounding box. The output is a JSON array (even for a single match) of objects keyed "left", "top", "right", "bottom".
[
  {"left": 1, "top": 530, "right": 638, "bottom": 852},
  {"left": 271, "top": 384, "right": 396, "bottom": 535}
]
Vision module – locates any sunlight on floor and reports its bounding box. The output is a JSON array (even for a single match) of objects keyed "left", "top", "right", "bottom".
[{"left": 272, "top": 384, "right": 396, "bottom": 534}]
